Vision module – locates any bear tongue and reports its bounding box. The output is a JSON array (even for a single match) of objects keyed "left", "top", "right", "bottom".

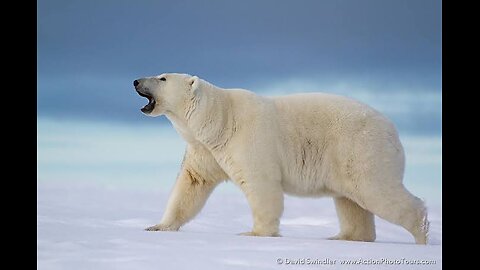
[{"left": 141, "top": 98, "right": 155, "bottom": 113}]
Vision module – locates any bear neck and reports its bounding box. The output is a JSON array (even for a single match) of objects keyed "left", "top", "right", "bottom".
[{"left": 166, "top": 82, "right": 233, "bottom": 150}]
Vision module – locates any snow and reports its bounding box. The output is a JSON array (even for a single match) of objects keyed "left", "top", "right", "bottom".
[
  {"left": 37, "top": 118, "right": 441, "bottom": 269},
  {"left": 37, "top": 184, "right": 441, "bottom": 270}
]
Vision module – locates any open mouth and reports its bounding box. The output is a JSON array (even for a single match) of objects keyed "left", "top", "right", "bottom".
[{"left": 136, "top": 90, "right": 156, "bottom": 113}]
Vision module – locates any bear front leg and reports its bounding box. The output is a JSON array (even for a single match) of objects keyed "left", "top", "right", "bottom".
[
  {"left": 145, "top": 167, "right": 218, "bottom": 231},
  {"left": 238, "top": 180, "right": 284, "bottom": 237},
  {"left": 146, "top": 144, "right": 227, "bottom": 232}
]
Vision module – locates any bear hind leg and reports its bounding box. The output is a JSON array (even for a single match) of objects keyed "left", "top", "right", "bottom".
[
  {"left": 329, "top": 196, "right": 376, "bottom": 242},
  {"left": 359, "top": 184, "right": 429, "bottom": 245}
]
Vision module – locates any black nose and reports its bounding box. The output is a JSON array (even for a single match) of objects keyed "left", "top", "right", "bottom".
[{"left": 133, "top": 80, "right": 139, "bottom": 87}]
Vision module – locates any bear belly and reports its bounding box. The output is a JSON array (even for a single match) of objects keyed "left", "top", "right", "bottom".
[{"left": 280, "top": 165, "right": 338, "bottom": 198}]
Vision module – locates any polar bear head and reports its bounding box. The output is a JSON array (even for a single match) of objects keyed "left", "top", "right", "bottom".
[{"left": 133, "top": 73, "right": 200, "bottom": 117}]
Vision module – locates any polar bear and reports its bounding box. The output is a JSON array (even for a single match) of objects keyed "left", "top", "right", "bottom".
[{"left": 133, "top": 73, "right": 428, "bottom": 244}]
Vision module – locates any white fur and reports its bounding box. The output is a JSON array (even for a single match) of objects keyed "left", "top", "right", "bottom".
[{"left": 139, "top": 73, "right": 428, "bottom": 244}]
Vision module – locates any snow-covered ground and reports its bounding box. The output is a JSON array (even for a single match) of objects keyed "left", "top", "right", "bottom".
[
  {"left": 37, "top": 184, "right": 441, "bottom": 270},
  {"left": 37, "top": 118, "right": 442, "bottom": 269}
]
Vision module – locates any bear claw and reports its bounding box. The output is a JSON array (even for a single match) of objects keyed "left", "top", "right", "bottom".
[{"left": 145, "top": 224, "right": 178, "bottom": 232}]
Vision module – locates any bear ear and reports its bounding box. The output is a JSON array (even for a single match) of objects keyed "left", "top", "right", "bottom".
[{"left": 188, "top": 76, "right": 200, "bottom": 93}]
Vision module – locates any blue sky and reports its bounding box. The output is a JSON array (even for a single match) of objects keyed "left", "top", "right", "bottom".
[
  {"left": 37, "top": 0, "right": 442, "bottom": 201},
  {"left": 37, "top": 0, "right": 441, "bottom": 135}
]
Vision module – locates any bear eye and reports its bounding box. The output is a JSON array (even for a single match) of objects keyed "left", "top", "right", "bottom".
[{"left": 159, "top": 77, "right": 166, "bottom": 81}]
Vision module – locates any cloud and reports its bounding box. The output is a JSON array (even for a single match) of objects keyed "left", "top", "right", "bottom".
[
  {"left": 257, "top": 76, "right": 442, "bottom": 135},
  {"left": 37, "top": 73, "right": 441, "bottom": 135},
  {"left": 37, "top": 0, "right": 441, "bottom": 135},
  {"left": 38, "top": 0, "right": 441, "bottom": 81}
]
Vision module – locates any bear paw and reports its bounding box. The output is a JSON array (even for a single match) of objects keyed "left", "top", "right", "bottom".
[
  {"left": 238, "top": 231, "right": 281, "bottom": 237},
  {"left": 327, "top": 233, "right": 375, "bottom": 242},
  {"left": 145, "top": 224, "right": 179, "bottom": 232}
]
